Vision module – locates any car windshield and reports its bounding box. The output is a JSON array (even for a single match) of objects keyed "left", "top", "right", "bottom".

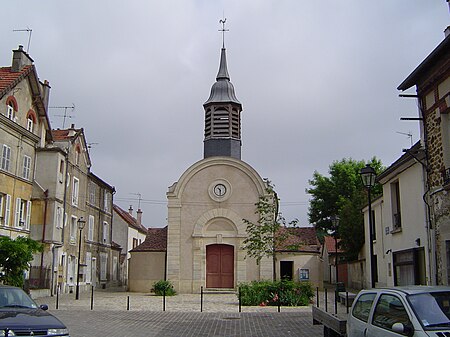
[
  {"left": 408, "top": 291, "right": 450, "bottom": 328},
  {"left": 0, "top": 288, "right": 38, "bottom": 309}
]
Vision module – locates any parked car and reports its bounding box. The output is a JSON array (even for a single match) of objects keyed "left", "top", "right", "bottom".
[
  {"left": 0, "top": 285, "right": 69, "bottom": 336},
  {"left": 347, "top": 286, "right": 450, "bottom": 337}
]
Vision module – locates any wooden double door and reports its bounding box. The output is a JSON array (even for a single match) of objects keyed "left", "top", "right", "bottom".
[{"left": 206, "top": 244, "right": 234, "bottom": 288}]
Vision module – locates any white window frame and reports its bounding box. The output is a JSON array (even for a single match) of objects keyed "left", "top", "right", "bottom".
[
  {"left": 22, "top": 155, "right": 31, "bottom": 180},
  {"left": 4, "top": 195, "right": 11, "bottom": 226},
  {"left": 100, "top": 253, "right": 107, "bottom": 281},
  {"left": 26, "top": 117, "right": 33, "bottom": 132},
  {"left": 0, "top": 194, "right": 3, "bottom": 224},
  {"left": 70, "top": 216, "right": 77, "bottom": 243},
  {"left": 102, "top": 221, "right": 108, "bottom": 244},
  {"left": 85, "top": 252, "right": 92, "bottom": 284},
  {"left": 1, "top": 145, "right": 11, "bottom": 171},
  {"left": 89, "top": 183, "right": 96, "bottom": 205},
  {"left": 72, "top": 177, "right": 79, "bottom": 206},
  {"left": 88, "top": 215, "right": 94, "bottom": 241},
  {"left": 6, "top": 104, "right": 14, "bottom": 120},
  {"left": 25, "top": 200, "right": 31, "bottom": 229},
  {"left": 112, "top": 256, "right": 118, "bottom": 281}
]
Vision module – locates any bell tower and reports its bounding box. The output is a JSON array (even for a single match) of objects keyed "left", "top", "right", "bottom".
[{"left": 203, "top": 20, "right": 242, "bottom": 160}]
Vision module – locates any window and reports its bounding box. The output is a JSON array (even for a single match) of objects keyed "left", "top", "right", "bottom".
[
  {"left": 133, "top": 238, "right": 138, "bottom": 249},
  {"left": 85, "top": 252, "right": 92, "bottom": 284},
  {"left": 103, "top": 192, "right": 110, "bottom": 212},
  {"left": 352, "top": 293, "right": 376, "bottom": 322},
  {"left": 89, "top": 182, "right": 96, "bottom": 204},
  {"left": 14, "top": 198, "right": 30, "bottom": 229},
  {"left": 22, "top": 155, "right": 31, "bottom": 180},
  {"left": 103, "top": 221, "right": 108, "bottom": 244},
  {"left": 26, "top": 117, "right": 33, "bottom": 132},
  {"left": 68, "top": 255, "right": 76, "bottom": 285},
  {"left": 391, "top": 181, "right": 402, "bottom": 230},
  {"left": 112, "top": 256, "right": 118, "bottom": 281},
  {"left": 75, "top": 147, "right": 80, "bottom": 166},
  {"left": 299, "top": 268, "right": 310, "bottom": 281},
  {"left": 56, "top": 206, "right": 63, "bottom": 229},
  {"left": 100, "top": 253, "right": 108, "bottom": 281},
  {"left": 3, "top": 195, "right": 11, "bottom": 226},
  {"left": 1, "top": 145, "right": 11, "bottom": 171},
  {"left": 58, "top": 160, "right": 64, "bottom": 183},
  {"left": 6, "top": 102, "right": 14, "bottom": 120},
  {"left": 72, "top": 177, "right": 79, "bottom": 206},
  {"left": 88, "top": 215, "right": 94, "bottom": 241},
  {"left": 372, "top": 294, "right": 412, "bottom": 333},
  {"left": 70, "top": 216, "right": 77, "bottom": 243}
]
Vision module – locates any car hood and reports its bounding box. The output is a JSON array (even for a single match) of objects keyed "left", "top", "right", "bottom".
[{"left": 0, "top": 308, "right": 66, "bottom": 329}]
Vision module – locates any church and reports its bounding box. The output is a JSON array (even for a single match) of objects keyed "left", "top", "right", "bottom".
[{"left": 128, "top": 35, "right": 322, "bottom": 294}]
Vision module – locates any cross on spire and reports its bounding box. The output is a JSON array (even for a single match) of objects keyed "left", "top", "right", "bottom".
[{"left": 219, "top": 18, "right": 229, "bottom": 48}]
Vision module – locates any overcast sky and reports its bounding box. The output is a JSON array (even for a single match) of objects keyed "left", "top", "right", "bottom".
[{"left": 1, "top": 1, "right": 449, "bottom": 228}]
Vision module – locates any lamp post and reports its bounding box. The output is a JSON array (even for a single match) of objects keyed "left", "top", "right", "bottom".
[
  {"left": 75, "top": 217, "right": 86, "bottom": 300},
  {"left": 330, "top": 215, "right": 340, "bottom": 284},
  {"left": 360, "top": 164, "right": 376, "bottom": 289}
]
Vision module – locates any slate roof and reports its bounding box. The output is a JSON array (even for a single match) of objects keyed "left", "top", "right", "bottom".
[
  {"left": 276, "top": 226, "right": 321, "bottom": 253},
  {"left": 113, "top": 204, "right": 148, "bottom": 234},
  {"left": 0, "top": 65, "right": 33, "bottom": 98},
  {"left": 131, "top": 226, "right": 167, "bottom": 252}
]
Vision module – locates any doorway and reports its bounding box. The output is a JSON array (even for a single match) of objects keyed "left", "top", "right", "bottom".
[
  {"left": 206, "top": 244, "right": 234, "bottom": 288},
  {"left": 280, "top": 261, "right": 294, "bottom": 280}
]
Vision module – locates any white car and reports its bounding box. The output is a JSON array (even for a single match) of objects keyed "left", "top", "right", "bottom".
[{"left": 347, "top": 286, "right": 450, "bottom": 337}]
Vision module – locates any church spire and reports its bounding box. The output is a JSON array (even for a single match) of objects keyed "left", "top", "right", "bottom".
[{"left": 203, "top": 19, "right": 243, "bottom": 160}]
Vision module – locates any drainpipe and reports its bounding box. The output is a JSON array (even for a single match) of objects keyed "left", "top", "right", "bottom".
[
  {"left": 39, "top": 189, "right": 49, "bottom": 288},
  {"left": 62, "top": 149, "right": 69, "bottom": 243}
]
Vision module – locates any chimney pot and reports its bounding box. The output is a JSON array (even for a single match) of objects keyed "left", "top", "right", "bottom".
[
  {"left": 128, "top": 205, "right": 133, "bottom": 215},
  {"left": 136, "top": 209, "right": 143, "bottom": 226}
]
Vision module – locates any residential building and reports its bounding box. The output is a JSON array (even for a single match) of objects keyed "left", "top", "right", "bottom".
[
  {"left": 32, "top": 125, "right": 118, "bottom": 294},
  {"left": 363, "top": 142, "right": 431, "bottom": 288},
  {"left": 397, "top": 28, "right": 450, "bottom": 284},
  {"left": 112, "top": 204, "right": 148, "bottom": 287},
  {"left": 321, "top": 236, "right": 345, "bottom": 286},
  {"left": 0, "top": 46, "right": 51, "bottom": 244}
]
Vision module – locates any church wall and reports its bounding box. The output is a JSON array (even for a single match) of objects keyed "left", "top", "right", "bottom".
[{"left": 128, "top": 251, "right": 166, "bottom": 292}]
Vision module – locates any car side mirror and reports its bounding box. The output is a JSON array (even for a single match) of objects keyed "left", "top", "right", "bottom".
[
  {"left": 392, "top": 323, "right": 414, "bottom": 337},
  {"left": 39, "top": 304, "right": 49, "bottom": 311}
]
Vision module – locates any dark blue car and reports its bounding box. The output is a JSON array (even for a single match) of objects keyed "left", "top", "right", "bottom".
[{"left": 0, "top": 285, "right": 69, "bottom": 337}]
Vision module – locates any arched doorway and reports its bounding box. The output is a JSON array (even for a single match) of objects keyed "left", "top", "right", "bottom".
[{"left": 206, "top": 244, "right": 234, "bottom": 288}]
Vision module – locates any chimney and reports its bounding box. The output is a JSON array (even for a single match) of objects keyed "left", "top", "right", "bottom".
[
  {"left": 12, "top": 45, "right": 33, "bottom": 72},
  {"left": 128, "top": 205, "right": 133, "bottom": 216},
  {"left": 41, "top": 80, "right": 51, "bottom": 112},
  {"left": 136, "top": 209, "right": 143, "bottom": 226}
]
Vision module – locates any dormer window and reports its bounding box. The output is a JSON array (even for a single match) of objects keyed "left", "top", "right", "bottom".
[
  {"left": 5, "top": 97, "right": 18, "bottom": 122},
  {"left": 26, "top": 110, "right": 37, "bottom": 133},
  {"left": 7, "top": 103, "right": 14, "bottom": 120},
  {"left": 26, "top": 117, "right": 33, "bottom": 132}
]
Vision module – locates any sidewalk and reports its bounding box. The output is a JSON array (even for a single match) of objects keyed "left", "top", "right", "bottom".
[{"left": 35, "top": 290, "right": 314, "bottom": 313}]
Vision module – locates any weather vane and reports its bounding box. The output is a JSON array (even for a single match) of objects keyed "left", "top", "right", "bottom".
[{"left": 219, "top": 18, "right": 229, "bottom": 48}]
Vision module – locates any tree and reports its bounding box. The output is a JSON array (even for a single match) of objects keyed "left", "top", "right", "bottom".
[
  {"left": 306, "top": 158, "right": 383, "bottom": 260},
  {"left": 0, "top": 236, "right": 43, "bottom": 288},
  {"left": 243, "top": 179, "right": 298, "bottom": 281}
]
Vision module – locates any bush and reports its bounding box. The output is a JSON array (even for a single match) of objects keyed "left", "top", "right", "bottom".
[
  {"left": 238, "top": 280, "right": 314, "bottom": 306},
  {"left": 151, "top": 280, "right": 176, "bottom": 296}
]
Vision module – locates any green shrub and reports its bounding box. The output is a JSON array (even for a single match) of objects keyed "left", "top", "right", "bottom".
[
  {"left": 238, "top": 280, "right": 314, "bottom": 306},
  {"left": 151, "top": 280, "right": 176, "bottom": 296}
]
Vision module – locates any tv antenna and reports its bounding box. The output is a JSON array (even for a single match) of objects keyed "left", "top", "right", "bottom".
[
  {"left": 130, "top": 193, "right": 142, "bottom": 209},
  {"left": 87, "top": 142, "right": 99, "bottom": 149},
  {"left": 13, "top": 28, "right": 33, "bottom": 53},
  {"left": 396, "top": 131, "right": 413, "bottom": 146},
  {"left": 49, "top": 104, "right": 76, "bottom": 128}
]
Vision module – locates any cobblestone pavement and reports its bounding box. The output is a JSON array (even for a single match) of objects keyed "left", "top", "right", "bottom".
[{"left": 35, "top": 291, "right": 324, "bottom": 337}]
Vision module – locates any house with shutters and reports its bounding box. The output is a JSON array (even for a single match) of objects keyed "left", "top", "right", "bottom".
[{"left": 0, "top": 45, "right": 51, "bottom": 240}]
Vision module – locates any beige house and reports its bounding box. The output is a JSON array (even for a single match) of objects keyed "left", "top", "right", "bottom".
[
  {"left": 397, "top": 28, "right": 450, "bottom": 285},
  {"left": 363, "top": 141, "right": 431, "bottom": 288}
]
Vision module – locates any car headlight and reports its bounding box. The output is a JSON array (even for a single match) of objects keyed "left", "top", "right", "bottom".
[
  {"left": 0, "top": 330, "right": 15, "bottom": 336},
  {"left": 47, "top": 328, "right": 69, "bottom": 336}
]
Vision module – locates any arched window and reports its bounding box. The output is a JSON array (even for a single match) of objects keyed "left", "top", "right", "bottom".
[
  {"left": 26, "top": 110, "right": 37, "bottom": 133},
  {"left": 5, "top": 96, "right": 18, "bottom": 122}
]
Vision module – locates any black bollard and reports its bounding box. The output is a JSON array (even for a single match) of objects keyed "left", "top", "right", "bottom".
[
  {"left": 200, "top": 286, "right": 203, "bottom": 312},
  {"left": 127, "top": 295, "right": 130, "bottom": 311},
  {"left": 325, "top": 288, "right": 328, "bottom": 312},
  {"left": 163, "top": 288, "right": 166, "bottom": 312},
  {"left": 90, "top": 285, "right": 94, "bottom": 310},
  {"left": 238, "top": 287, "right": 241, "bottom": 313},
  {"left": 346, "top": 292, "right": 349, "bottom": 314},
  {"left": 56, "top": 286, "right": 59, "bottom": 310},
  {"left": 316, "top": 287, "right": 319, "bottom": 307}
]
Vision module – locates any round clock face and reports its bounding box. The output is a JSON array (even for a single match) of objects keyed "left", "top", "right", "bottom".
[{"left": 213, "top": 184, "right": 227, "bottom": 197}]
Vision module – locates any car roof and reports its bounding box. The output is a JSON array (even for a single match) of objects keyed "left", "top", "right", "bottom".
[{"left": 361, "top": 286, "right": 450, "bottom": 296}]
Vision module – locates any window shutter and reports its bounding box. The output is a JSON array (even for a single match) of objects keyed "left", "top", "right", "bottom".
[
  {"left": 15, "top": 198, "right": 21, "bottom": 227},
  {"left": 4, "top": 195, "right": 11, "bottom": 226},
  {"left": 26, "top": 201, "right": 32, "bottom": 229}
]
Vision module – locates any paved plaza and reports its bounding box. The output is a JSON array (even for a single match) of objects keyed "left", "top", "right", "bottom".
[{"left": 35, "top": 291, "right": 325, "bottom": 337}]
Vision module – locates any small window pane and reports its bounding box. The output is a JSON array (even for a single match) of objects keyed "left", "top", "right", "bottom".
[
  {"left": 352, "top": 293, "right": 376, "bottom": 322},
  {"left": 372, "top": 294, "right": 411, "bottom": 332}
]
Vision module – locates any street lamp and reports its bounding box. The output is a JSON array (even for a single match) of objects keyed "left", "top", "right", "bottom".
[
  {"left": 330, "top": 215, "right": 340, "bottom": 284},
  {"left": 75, "top": 217, "right": 86, "bottom": 300},
  {"left": 360, "top": 164, "right": 376, "bottom": 288}
]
